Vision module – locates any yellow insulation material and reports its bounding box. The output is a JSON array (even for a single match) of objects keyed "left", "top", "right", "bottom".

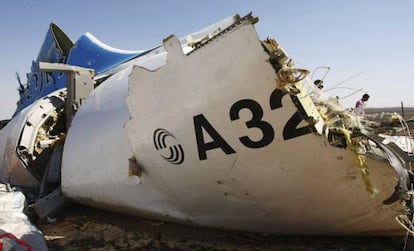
[{"left": 319, "top": 105, "right": 378, "bottom": 196}]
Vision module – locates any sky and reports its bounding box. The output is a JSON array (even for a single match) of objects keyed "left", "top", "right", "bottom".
[{"left": 0, "top": 0, "right": 413, "bottom": 119}]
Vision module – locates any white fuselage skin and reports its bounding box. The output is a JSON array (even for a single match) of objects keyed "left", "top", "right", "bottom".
[{"left": 60, "top": 22, "right": 403, "bottom": 235}]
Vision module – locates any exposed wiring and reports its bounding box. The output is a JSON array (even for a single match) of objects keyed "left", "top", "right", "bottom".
[
  {"left": 311, "top": 66, "right": 330, "bottom": 81},
  {"left": 324, "top": 72, "right": 363, "bottom": 92},
  {"left": 323, "top": 87, "right": 366, "bottom": 100}
]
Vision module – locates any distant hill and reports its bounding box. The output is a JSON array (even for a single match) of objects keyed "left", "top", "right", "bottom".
[{"left": 366, "top": 107, "right": 414, "bottom": 119}]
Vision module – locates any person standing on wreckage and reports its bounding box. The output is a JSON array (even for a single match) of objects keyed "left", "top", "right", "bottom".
[
  {"left": 354, "top": 93, "right": 370, "bottom": 116},
  {"left": 311, "top": 79, "right": 325, "bottom": 102},
  {"left": 314, "top": 79, "right": 324, "bottom": 89}
]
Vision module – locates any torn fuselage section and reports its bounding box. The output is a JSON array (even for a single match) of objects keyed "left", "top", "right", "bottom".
[
  {"left": 261, "top": 36, "right": 414, "bottom": 233},
  {"left": 0, "top": 89, "right": 70, "bottom": 221},
  {"left": 5, "top": 62, "right": 96, "bottom": 221},
  {"left": 16, "top": 90, "right": 67, "bottom": 187}
]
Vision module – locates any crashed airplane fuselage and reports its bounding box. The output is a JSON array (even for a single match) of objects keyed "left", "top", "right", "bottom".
[{"left": 0, "top": 13, "right": 413, "bottom": 235}]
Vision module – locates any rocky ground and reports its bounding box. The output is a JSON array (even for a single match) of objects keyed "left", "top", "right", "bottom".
[{"left": 37, "top": 203, "right": 411, "bottom": 251}]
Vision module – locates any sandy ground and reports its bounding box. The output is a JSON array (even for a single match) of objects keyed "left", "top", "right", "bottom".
[{"left": 36, "top": 203, "right": 412, "bottom": 251}]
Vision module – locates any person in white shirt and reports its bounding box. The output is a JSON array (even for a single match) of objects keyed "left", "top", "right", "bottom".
[{"left": 354, "top": 94, "right": 370, "bottom": 116}]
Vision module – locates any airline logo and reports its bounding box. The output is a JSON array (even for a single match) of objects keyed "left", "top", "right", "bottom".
[{"left": 153, "top": 128, "right": 184, "bottom": 165}]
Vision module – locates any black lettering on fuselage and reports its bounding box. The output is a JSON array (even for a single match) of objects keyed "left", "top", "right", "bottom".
[
  {"left": 269, "top": 89, "right": 314, "bottom": 140},
  {"left": 193, "top": 114, "right": 236, "bottom": 160},
  {"left": 193, "top": 89, "right": 316, "bottom": 161},
  {"left": 229, "top": 99, "right": 274, "bottom": 148}
]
